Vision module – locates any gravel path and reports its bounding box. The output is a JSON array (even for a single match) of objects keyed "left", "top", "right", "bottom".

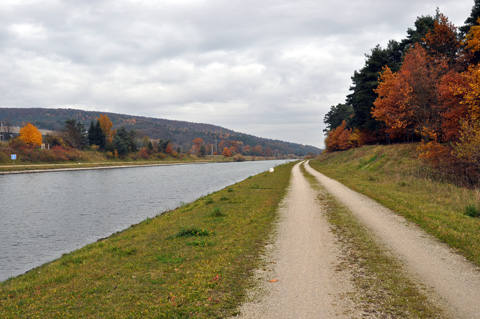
[
  {"left": 304, "top": 161, "right": 480, "bottom": 319},
  {"left": 235, "top": 161, "right": 359, "bottom": 318}
]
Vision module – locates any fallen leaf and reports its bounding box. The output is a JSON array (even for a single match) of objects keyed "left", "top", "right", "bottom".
[{"left": 269, "top": 279, "right": 279, "bottom": 283}]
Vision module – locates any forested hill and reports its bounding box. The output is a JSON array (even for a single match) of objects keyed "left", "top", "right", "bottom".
[{"left": 0, "top": 108, "right": 321, "bottom": 156}]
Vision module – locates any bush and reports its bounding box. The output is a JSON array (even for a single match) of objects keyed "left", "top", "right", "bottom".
[
  {"left": 465, "top": 205, "right": 480, "bottom": 218},
  {"left": 233, "top": 154, "right": 246, "bottom": 162},
  {"left": 211, "top": 207, "right": 225, "bottom": 217},
  {"left": 175, "top": 227, "right": 213, "bottom": 238},
  {"left": 0, "top": 151, "right": 10, "bottom": 163}
]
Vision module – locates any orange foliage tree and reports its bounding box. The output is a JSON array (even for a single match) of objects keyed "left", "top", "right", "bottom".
[
  {"left": 373, "top": 45, "right": 445, "bottom": 142},
  {"left": 437, "top": 70, "right": 469, "bottom": 142},
  {"left": 424, "top": 14, "right": 462, "bottom": 69},
  {"left": 98, "top": 114, "right": 115, "bottom": 144},
  {"left": 325, "top": 120, "right": 362, "bottom": 151},
  {"left": 19, "top": 123, "right": 42, "bottom": 147},
  {"left": 372, "top": 66, "right": 414, "bottom": 138},
  {"left": 165, "top": 143, "right": 174, "bottom": 154},
  {"left": 190, "top": 137, "right": 205, "bottom": 155},
  {"left": 222, "top": 147, "right": 232, "bottom": 157}
]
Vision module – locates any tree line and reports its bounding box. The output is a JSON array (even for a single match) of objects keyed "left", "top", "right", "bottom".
[
  {"left": 0, "top": 108, "right": 321, "bottom": 156},
  {"left": 324, "top": 1, "right": 480, "bottom": 184},
  {"left": 1, "top": 113, "right": 293, "bottom": 163}
]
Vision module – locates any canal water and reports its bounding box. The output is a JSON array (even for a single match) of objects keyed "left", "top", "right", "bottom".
[{"left": 0, "top": 160, "right": 290, "bottom": 281}]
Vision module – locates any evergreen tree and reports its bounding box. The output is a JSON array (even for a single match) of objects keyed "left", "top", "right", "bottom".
[
  {"left": 64, "top": 119, "right": 87, "bottom": 149},
  {"left": 460, "top": 0, "right": 480, "bottom": 36},
  {"left": 87, "top": 121, "right": 96, "bottom": 146},
  {"left": 87, "top": 120, "right": 106, "bottom": 149},
  {"left": 199, "top": 145, "right": 207, "bottom": 157},
  {"left": 323, "top": 103, "right": 354, "bottom": 132},
  {"left": 112, "top": 127, "right": 137, "bottom": 156},
  {"left": 96, "top": 120, "right": 106, "bottom": 149},
  {"left": 401, "top": 15, "right": 436, "bottom": 50},
  {"left": 347, "top": 45, "right": 394, "bottom": 132}
]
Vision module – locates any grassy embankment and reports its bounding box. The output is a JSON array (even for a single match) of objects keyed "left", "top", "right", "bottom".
[
  {"left": 301, "top": 163, "right": 444, "bottom": 318},
  {"left": 309, "top": 144, "right": 480, "bottom": 267},
  {"left": 0, "top": 162, "right": 295, "bottom": 318}
]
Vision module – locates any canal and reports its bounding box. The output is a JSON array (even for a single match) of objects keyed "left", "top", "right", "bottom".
[{"left": 0, "top": 160, "right": 290, "bottom": 281}]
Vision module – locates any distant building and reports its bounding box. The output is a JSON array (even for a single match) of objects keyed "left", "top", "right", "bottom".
[
  {"left": 0, "top": 124, "right": 56, "bottom": 142},
  {"left": 0, "top": 125, "right": 19, "bottom": 141}
]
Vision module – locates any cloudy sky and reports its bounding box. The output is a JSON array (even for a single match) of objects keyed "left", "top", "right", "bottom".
[{"left": 0, "top": 0, "right": 474, "bottom": 148}]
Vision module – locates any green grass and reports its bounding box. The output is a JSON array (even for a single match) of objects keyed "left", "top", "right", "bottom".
[
  {"left": 301, "top": 164, "right": 445, "bottom": 318},
  {"left": 309, "top": 144, "right": 480, "bottom": 267},
  {"left": 0, "top": 162, "right": 296, "bottom": 318}
]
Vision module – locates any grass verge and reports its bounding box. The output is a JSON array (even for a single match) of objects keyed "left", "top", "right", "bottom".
[
  {"left": 300, "top": 163, "right": 445, "bottom": 318},
  {"left": 0, "top": 162, "right": 295, "bottom": 318},
  {"left": 309, "top": 144, "right": 480, "bottom": 267}
]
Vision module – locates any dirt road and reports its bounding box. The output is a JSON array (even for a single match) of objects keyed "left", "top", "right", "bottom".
[
  {"left": 236, "top": 161, "right": 359, "bottom": 318},
  {"left": 236, "top": 161, "right": 480, "bottom": 318},
  {"left": 304, "top": 161, "right": 480, "bottom": 318}
]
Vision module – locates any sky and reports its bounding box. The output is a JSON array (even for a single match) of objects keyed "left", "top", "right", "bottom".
[{"left": 0, "top": 0, "right": 475, "bottom": 148}]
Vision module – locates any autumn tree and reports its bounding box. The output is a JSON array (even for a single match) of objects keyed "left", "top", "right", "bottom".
[
  {"left": 19, "top": 123, "right": 42, "bottom": 147},
  {"left": 222, "top": 147, "right": 232, "bottom": 157},
  {"left": 191, "top": 137, "right": 205, "bottom": 155},
  {"left": 325, "top": 120, "right": 347, "bottom": 151},
  {"left": 98, "top": 114, "right": 115, "bottom": 144},
  {"left": 453, "top": 120, "right": 480, "bottom": 171},
  {"left": 372, "top": 66, "right": 414, "bottom": 139},
  {"left": 264, "top": 147, "right": 274, "bottom": 157},
  {"left": 424, "top": 14, "right": 462, "bottom": 69},
  {"left": 373, "top": 45, "right": 444, "bottom": 141},
  {"left": 165, "top": 142, "right": 174, "bottom": 154},
  {"left": 437, "top": 70, "right": 469, "bottom": 142}
]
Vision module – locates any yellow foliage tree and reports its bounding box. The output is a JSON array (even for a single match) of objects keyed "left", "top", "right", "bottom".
[
  {"left": 98, "top": 114, "right": 115, "bottom": 144},
  {"left": 453, "top": 120, "right": 480, "bottom": 169},
  {"left": 466, "top": 18, "right": 480, "bottom": 54},
  {"left": 19, "top": 123, "right": 42, "bottom": 147}
]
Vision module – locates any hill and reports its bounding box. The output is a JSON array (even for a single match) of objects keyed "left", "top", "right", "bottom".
[{"left": 0, "top": 108, "right": 321, "bottom": 156}]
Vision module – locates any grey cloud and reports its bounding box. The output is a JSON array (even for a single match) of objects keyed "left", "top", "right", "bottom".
[{"left": 0, "top": 0, "right": 475, "bottom": 148}]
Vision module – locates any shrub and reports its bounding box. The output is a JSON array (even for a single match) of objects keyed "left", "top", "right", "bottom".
[
  {"left": 211, "top": 207, "right": 225, "bottom": 217},
  {"left": 465, "top": 205, "right": 480, "bottom": 218},
  {"left": 0, "top": 151, "right": 10, "bottom": 163},
  {"left": 175, "top": 227, "right": 213, "bottom": 238},
  {"left": 138, "top": 147, "right": 150, "bottom": 159},
  {"left": 233, "top": 154, "right": 245, "bottom": 162}
]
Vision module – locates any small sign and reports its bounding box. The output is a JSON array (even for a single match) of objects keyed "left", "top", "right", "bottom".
[{"left": 11, "top": 154, "right": 16, "bottom": 160}]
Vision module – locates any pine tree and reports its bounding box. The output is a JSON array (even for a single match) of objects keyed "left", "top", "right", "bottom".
[{"left": 460, "top": 0, "right": 480, "bottom": 36}]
